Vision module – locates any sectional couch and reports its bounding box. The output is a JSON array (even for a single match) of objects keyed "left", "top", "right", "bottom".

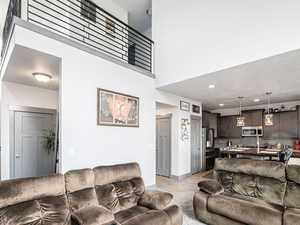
[
  {"left": 0, "top": 163, "right": 182, "bottom": 225},
  {"left": 193, "top": 158, "right": 300, "bottom": 225}
]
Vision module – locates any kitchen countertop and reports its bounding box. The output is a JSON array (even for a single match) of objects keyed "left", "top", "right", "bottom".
[{"left": 222, "top": 148, "right": 285, "bottom": 157}]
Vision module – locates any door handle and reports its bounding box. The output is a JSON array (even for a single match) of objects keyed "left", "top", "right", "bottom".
[{"left": 15, "top": 154, "right": 21, "bottom": 159}]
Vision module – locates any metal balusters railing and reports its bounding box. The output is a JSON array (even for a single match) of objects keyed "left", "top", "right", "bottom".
[{"left": 26, "top": 0, "right": 154, "bottom": 72}]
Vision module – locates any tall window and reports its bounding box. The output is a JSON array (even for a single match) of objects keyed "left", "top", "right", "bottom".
[{"left": 81, "top": 0, "right": 96, "bottom": 23}]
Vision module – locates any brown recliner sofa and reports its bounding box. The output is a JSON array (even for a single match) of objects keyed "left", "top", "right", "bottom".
[
  {"left": 193, "top": 158, "right": 300, "bottom": 225},
  {"left": 0, "top": 162, "right": 182, "bottom": 225}
]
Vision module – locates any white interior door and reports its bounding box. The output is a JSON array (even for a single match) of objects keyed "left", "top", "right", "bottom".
[
  {"left": 191, "top": 117, "right": 201, "bottom": 174},
  {"left": 14, "top": 111, "right": 55, "bottom": 179}
]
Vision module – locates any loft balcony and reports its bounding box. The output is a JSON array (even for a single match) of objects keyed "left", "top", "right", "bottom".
[{"left": 1, "top": 0, "right": 154, "bottom": 73}]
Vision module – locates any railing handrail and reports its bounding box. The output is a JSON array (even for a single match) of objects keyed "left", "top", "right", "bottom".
[{"left": 81, "top": 0, "right": 154, "bottom": 44}]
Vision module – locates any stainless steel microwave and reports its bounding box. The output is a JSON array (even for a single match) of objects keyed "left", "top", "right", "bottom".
[{"left": 242, "top": 126, "right": 263, "bottom": 137}]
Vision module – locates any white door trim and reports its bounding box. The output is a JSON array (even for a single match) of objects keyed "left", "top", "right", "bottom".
[{"left": 9, "top": 106, "right": 56, "bottom": 179}]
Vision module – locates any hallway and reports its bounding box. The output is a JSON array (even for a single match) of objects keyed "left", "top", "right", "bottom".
[{"left": 156, "top": 171, "right": 213, "bottom": 225}]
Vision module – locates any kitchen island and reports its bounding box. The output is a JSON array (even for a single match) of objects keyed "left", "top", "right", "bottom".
[{"left": 221, "top": 148, "right": 286, "bottom": 162}]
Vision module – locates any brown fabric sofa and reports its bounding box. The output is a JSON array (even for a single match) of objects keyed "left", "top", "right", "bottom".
[
  {"left": 0, "top": 163, "right": 182, "bottom": 225},
  {"left": 193, "top": 158, "right": 300, "bottom": 225}
]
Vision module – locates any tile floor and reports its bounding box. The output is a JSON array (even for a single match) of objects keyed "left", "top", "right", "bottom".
[{"left": 155, "top": 171, "right": 213, "bottom": 225}]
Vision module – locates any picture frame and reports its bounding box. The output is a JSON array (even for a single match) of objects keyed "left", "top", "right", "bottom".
[
  {"left": 180, "top": 101, "right": 190, "bottom": 112},
  {"left": 192, "top": 104, "right": 200, "bottom": 114},
  {"left": 97, "top": 88, "right": 139, "bottom": 127}
]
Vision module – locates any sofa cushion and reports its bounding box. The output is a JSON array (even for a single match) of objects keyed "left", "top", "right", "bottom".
[
  {"left": 95, "top": 178, "right": 144, "bottom": 213},
  {"left": 164, "top": 205, "right": 183, "bottom": 225},
  {"left": 215, "top": 158, "right": 286, "bottom": 182},
  {"left": 65, "top": 169, "right": 98, "bottom": 212},
  {"left": 139, "top": 190, "right": 173, "bottom": 210},
  {"left": 117, "top": 209, "right": 171, "bottom": 225},
  {"left": 0, "top": 195, "right": 70, "bottom": 225},
  {"left": 285, "top": 165, "right": 300, "bottom": 208},
  {"left": 198, "top": 179, "right": 224, "bottom": 195},
  {"left": 207, "top": 193, "right": 283, "bottom": 225},
  {"left": 115, "top": 206, "right": 149, "bottom": 223},
  {"left": 283, "top": 208, "right": 300, "bottom": 225},
  {"left": 72, "top": 205, "right": 114, "bottom": 225},
  {"left": 0, "top": 174, "right": 70, "bottom": 225}
]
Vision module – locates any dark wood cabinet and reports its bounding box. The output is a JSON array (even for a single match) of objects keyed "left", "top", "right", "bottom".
[
  {"left": 243, "top": 110, "right": 263, "bottom": 127},
  {"left": 202, "top": 111, "right": 219, "bottom": 137},
  {"left": 279, "top": 111, "right": 298, "bottom": 139},
  {"left": 202, "top": 111, "right": 210, "bottom": 128},
  {"left": 263, "top": 113, "right": 280, "bottom": 139},
  {"left": 263, "top": 111, "right": 297, "bottom": 139},
  {"left": 219, "top": 115, "right": 241, "bottom": 138}
]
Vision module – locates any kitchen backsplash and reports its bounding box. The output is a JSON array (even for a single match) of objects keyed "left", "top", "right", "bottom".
[{"left": 215, "top": 137, "right": 296, "bottom": 149}]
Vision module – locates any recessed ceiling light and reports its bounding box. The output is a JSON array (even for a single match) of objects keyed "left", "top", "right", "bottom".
[
  {"left": 33, "top": 73, "right": 52, "bottom": 83},
  {"left": 219, "top": 103, "right": 224, "bottom": 107},
  {"left": 208, "top": 84, "right": 215, "bottom": 89},
  {"left": 254, "top": 99, "right": 260, "bottom": 102}
]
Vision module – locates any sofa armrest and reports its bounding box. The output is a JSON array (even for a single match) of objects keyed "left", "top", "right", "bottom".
[
  {"left": 71, "top": 205, "right": 114, "bottom": 225},
  {"left": 139, "top": 190, "right": 173, "bottom": 210},
  {"left": 198, "top": 179, "right": 224, "bottom": 195}
]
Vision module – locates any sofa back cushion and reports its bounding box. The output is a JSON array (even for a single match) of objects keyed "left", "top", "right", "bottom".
[
  {"left": 0, "top": 174, "right": 70, "bottom": 225},
  {"left": 285, "top": 165, "right": 300, "bottom": 208},
  {"left": 93, "top": 163, "right": 145, "bottom": 213},
  {"left": 214, "top": 158, "right": 286, "bottom": 206},
  {"left": 65, "top": 168, "right": 98, "bottom": 212}
]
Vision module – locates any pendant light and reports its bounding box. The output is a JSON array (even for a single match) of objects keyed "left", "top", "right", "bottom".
[
  {"left": 237, "top": 97, "right": 245, "bottom": 127},
  {"left": 265, "top": 92, "right": 273, "bottom": 126}
]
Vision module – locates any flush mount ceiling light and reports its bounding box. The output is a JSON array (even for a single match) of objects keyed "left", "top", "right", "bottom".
[
  {"left": 236, "top": 96, "right": 245, "bottom": 127},
  {"left": 254, "top": 98, "right": 260, "bottom": 102},
  {"left": 208, "top": 84, "right": 215, "bottom": 89},
  {"left": 219, "top": 103, "right": 224, "bottom": 107},
  {"left": 265, "top": 92, "right": 273, "bottom": 126},
  {"left": 33, "top": 73, "right": 52, "bottom": 83}
]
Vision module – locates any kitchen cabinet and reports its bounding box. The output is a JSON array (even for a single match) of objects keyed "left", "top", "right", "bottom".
[
  {"left": 219, "top": 115, "right": 241, "bottom": 138},
  {"left": 263, "top": 111, "right": 297, "bottom": 139},
  {"left": 279, "top": 111, "right": 298, "bottom": 139},
  {"left": 243, "top": 110, "right": 263, "bottom": 127},
  {"left": 263, "top": 113, "right": 280, "bottom": 139},
  {"left": 208, "top": 113, "right": 218, "bottom": 138}
]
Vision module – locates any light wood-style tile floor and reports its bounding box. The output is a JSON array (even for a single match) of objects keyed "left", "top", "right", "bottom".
[{"left": 155, "top": 171, "right": 213, "bottom": 225}]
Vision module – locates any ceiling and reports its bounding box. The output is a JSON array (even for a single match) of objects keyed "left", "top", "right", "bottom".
[
  {"left": 112, "top": 0, "right": 151, "bottom": 33},
  {"left": 158, "top": 49, "right": 300, "bottom": 110},
  {"left": 3, "top": 45, "right": 60, "bottom": 90}
]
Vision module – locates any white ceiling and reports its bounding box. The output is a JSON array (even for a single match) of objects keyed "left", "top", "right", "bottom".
[
  {"left": 158, "top": 49, "right": 300, "bottom": 110},
  {"left": 3, "top": 45, "right": 60, "bottom": 90},
  {"left": 112, "top": 0, "right": 151, "bottom": 32}
]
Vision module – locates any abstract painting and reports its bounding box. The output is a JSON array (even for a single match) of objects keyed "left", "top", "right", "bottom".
[{"left": 97, "top": 89, "right": 139, "bottom": 127}]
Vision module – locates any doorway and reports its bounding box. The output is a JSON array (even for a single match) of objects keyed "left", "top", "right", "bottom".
[
  {"left": 156, "top": 114, "right": 171, "bottom": 177},
  {"left": 10, "top": 106, "right": 57, "bottom": 179},
  {"left": 191, "top": 115, "right": 202, "bottom": 174}
]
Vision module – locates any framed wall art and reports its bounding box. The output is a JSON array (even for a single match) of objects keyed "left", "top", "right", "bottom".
[
  {"left": 97, "top": 88, "right": 139, "bottom": 127},
  {"left": 192, "top": 104, "right": 200, "bottom": 114},
  {"left": 180, "top": 101, "right": 190, "bottom": 112}
]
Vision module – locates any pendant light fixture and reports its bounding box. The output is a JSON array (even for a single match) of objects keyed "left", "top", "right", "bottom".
[
  {"left": 236, "top": 97, "right": 245, "bottom": 127},
  {"left": 265, "top": 92, "right": 273, "bottom": 126}
]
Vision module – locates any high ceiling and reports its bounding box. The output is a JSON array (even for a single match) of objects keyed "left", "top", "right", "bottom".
[
  {"left": 158, "top": 49, "right": 300, "bottom": 110},
  {"left": 112, "top": 0, "right": 151, "bottom": 32}
]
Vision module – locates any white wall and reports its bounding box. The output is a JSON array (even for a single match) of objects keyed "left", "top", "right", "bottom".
[
  {"left": 1, "top": 82, "right": 58, "bottom": 179},
  {"left": 211, "top": 100, "right": 300, "bottom": 116},
  {"left": 14, "top": 25, "right": 156, "bottom": 185},
  {"left": 156, "top": 90, "right": 202, "bottom": 177},
  {"left": 153, "top": 0, "right": 300, "bottom": 87},
  {"left": 143, "top": 28, "right": 152, "bottom": 39}
]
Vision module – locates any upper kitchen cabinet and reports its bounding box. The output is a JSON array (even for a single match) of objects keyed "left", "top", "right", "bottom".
[
  {"left": 202, "top": 111, "right": 210, "bottom": 128},
  {"left": 219, "top": 115, "right": 241, "bottom": 138},
  {"left": 279, "top": 111, "right": 298, "bottom": 139},
  {"left": 202, "top": 111, "right": 219, "bottom": 137},
  {"left": 263, "top": 111, "right": 298, "bottom": 139},
  {"left": 243, "top": 110, "right": 263, "bottom": 127},
  {"left": 263, "top": 113, "right": 280, "bottom": 139}
]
